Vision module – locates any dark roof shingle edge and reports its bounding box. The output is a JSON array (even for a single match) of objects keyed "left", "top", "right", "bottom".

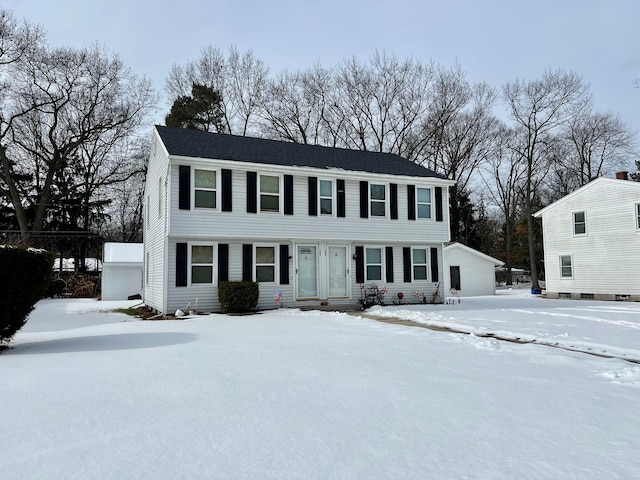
[{"left": 155, "top": 125, "right": 448, "bottom": 180}]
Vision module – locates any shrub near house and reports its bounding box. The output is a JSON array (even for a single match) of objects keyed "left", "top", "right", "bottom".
[{"left": 0, "top": 246, "right": 53, "bottom": 346}]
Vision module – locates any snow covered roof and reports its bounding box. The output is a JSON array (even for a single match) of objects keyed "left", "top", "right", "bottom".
[
  {"left": 103, "top": 242, "right": 144, "bottom": 264},
  {"left": 443, "top": 242, "right": 504, "bottom": 266}
]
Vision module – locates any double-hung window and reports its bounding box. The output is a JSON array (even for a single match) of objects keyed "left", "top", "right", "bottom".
[
  {"left": 412, "top": 248, "right": 428, "bottom": 280},
  {"left": 255, "top": 245, "right": 277, "bottom": 282},
  {"left": 319, "top": 179, "right": 334, "bottom": 215},
  {"left": 370, "top": 184, "right": 386, "bottom": 217},
  {"left": 260, "top": 175, "right": 280, "bottom": 212},
  {"left": 365, "top": 247, "right": 383, "bottom": 281},
  {"left": 636, "top": 204, "right": 640, "bottom": 230},
  {"left": 194, "top": 169, "right": 217, "bottom": 209},
  {"left": 573, "top": 211, "right": 586, "bottom": 235},
  {"left": 191, "top": 245, "right": 214, "bottom": 284},
  {"left": 560, "top": 255, "right": 572, "bottom": 278},
  {"left": 417, "top": 188, "right": 432, "bottom": 219}
]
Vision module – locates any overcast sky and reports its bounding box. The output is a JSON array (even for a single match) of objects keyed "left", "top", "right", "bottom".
[{"left": 6, "top": 0, "right": 640, "bottom": 134}]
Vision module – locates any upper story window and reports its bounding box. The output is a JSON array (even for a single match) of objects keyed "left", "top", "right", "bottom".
[
  {"left": 260, "top": 174, "right": 280, "bottom": 212},
  {"left": 191, "top": 244, "right": 214, "bottom": 284},
  {"left": 194, "top": 169, "right": 217, "bottom": 209},
  {"left": 636, "top": 204, "right": 640, "bottom": 230},
  {"left": 370, "top": 184, "right": 386, "bottom": 217},
  {"left": 573, "top": 211, "right": 586, "bottom": 235},
  {"left": 412, "top": 248, "right": 428, "bottom": 280},
  {"left": 365, "top": 247, "right": 383, "bottom": 281},
  {"left": 560, "top": 255, "right": 572, "bottom": 278},
  {"left": 255, "top": 245, "right": 277, "bottom": 282},
  {"left": 417, "top": 187, "right": 432, "bottom": 219},
  {"left": 319, "top": 179, "right": 334, "bottom": 215}
]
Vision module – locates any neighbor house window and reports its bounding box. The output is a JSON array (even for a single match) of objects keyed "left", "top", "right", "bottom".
[
  {"left": 370, "top": 184, "right": 386, "bottom": 217},
  {"left": 636, "top": 204, "right": 640, "bottom": 230},
  {"left": 573, "top": 211, "right": 586, "bottom": 235},
  {"left": 260, "top": 174, "right": 280, "bottom": 212},
  {"left": 412, "top": 248, "right": 428, "bottom": 280},
  {"left": 365, "top": 247, "right": 383, "bottom": 281},
  {"left": 194, "top": 169, "right": 217, "bottom": 209},
  {"left": 560, "top": 255, "right": 572, "bottom": 278},
  {"left": 191, "top": 245, "right": 214, "bottom": 284},
  {"left": 417, "top": 188, "right": 432, "bottom": 219},
  {"left": 319, "top": 179, "right": 334, "bottom": 215},
  {"left": 255, "top": 245, "right": 277, "bottom": 282}
]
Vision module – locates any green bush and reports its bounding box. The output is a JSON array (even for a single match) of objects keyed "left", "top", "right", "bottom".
[
  {"left": 0, "top": 246, "right": 54, "bottom": 345},
  {"left": 218, "top": 281, "right": 259, "bottom": 313}
]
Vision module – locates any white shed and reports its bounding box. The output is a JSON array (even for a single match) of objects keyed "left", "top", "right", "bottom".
[
  {"left": 443, "top": 243, "right": 504, "bottom": 297},
  {"left": 102, "top": 243, "right": 144, "bottom": 301}
]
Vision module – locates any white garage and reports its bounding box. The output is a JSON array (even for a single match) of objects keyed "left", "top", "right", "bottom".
[
  {"left": 101, "top": 243, "right": 144, "bottom": 301},
  {"left": 443, "top": 242, "right": 503, "bottom": 297}
]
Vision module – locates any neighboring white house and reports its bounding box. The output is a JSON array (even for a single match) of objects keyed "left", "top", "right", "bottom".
[
  {"left": 533, "top": 174, "right": 640, "bottom": 301},
  {"left": 443, "top": 242, "right": 504, "bottom": 297},
  {"left": 143, "top": 126, "right": 455, "bottom": 314},
  {"left": 102, "top": 242, "right": 144, "bottom": 301}
]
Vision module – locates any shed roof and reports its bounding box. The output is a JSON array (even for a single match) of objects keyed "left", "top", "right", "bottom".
[
  {"left": 155, "top": 125, "right": 450, "bottom": 180},
  {"left": 444, "top": 242, "right": 504, "bottom": 266},
  {"left": 104, "top": 242, "right": 144, "bottom": 264}
]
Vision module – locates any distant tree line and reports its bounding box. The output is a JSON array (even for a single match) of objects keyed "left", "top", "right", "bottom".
[{"left": 1, "top": 9, "right": 638, "bottom": 283}]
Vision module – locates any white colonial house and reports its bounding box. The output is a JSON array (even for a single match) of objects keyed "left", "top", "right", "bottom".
[
  {"left": 143, "top": 126, "right": 455, "bottom": 314},
  {"left": 533, "top": 174, "right": 640, "bottom": 301},
  {"left": 443, "top": 242, "right": 503, "bottom": 297}
]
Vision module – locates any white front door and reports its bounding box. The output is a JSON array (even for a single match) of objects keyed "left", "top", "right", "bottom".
[
  {"left": 296, "top": 244, "right": 349, "bottom": 300},
  {"left": 327, "top": 245, "right": 348, "bottom": 298},
  {"left": 297, "top": 245, "right": 318, "bottom": 299}
]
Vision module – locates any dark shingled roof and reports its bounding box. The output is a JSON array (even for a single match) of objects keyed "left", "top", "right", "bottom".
[{"left": 155, "top": 125, "right": 447, "bottom": 179}]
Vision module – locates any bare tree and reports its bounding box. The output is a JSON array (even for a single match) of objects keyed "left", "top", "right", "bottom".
[
  {"left": 502, "top": 69, "right": 590, "bottom": 288},
  {"left": 1, "top": 43, "right": 157, "bottom": 244}
]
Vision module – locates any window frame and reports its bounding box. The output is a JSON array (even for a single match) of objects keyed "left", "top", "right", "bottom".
[
  {"left": 416, "top": 187, "right": 433, "bottom": 220},
  {"left": 573, "top": 210, "right": 586, "bottom": 236},
  {"left": 318, "top": 178, "right": 335, "bottom": 216},
  {"left": 192, "top": 168, "right": 219, "bottom": 210},
  {"left": 559, "top": 254, "right": 573, "bottom": 279},
  {"left": 259, "top": 173, "right": 282, "bottom": 214},
  {"left": 254, "top": 243, "right": 279, "bottom": 283},
  {"left": 412, "top": 247, "right": 429, "bottom": 281},
  {"left": 365, "top": 246, "right": 385, "bottom": 282},
  {"left": 636, "top": 203, "right": 640, "bottom": 230},
  {"left": 158, "top": 176, "right": 163, "bottom": 218},
  {"left": 189, "top": 242, "right": 216, "bottom": 285},
  {"left": 369, "top": 183, "right": 388, "bottom": 218}
]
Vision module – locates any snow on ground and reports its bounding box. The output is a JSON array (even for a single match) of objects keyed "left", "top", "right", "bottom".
[{"left": 2, "top": 293, "right": 640, "bottom": 479}]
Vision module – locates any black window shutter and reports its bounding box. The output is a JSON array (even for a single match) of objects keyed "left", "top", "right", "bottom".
[
  {"left": 218, "top": 244, "right": 229, "bottom": 282},
  {"left": 403, "top": 247, "right": 412, "bottom": 283},
  {"left": 359, "top": 181, "right": 368, "bottom": 218},
  {"left": 385, "top": 246, "right": 394, "bottom": 283},
  {"left": 178, "top": 165, "right": 190, "bottom": 210},
  {"left": 308, "top": 177, "right": 318, "bottom": 216},
  {"left": 284, "top": 175, "right": 294, "bottom": 215},
  {"left": 176, "top": 242, "right": 188, "bottom": 287},
  {"left": 221, "top": 169, "right": 232, "bottom": 212},
  {"left": 355, "top": 246, "right": 365, "bottom": 284},
  {"left": 279, "top": 244, "right": 289, "bottom": 284},
  {"left": 242, "top": 244, "right": 253, "bottom": 281},
  {"left": 435, "top": 186, "right": 443, "bottom": 222},
  {"left": 407, "top": 185, "right": 416, "bottom": 220},
  {"left": 337, "top": 179, "right": 346, "bottom": 218},
  {"left": 247, "top": 172, "right": 257, "bottom": 213},
  {"left": 390, "top": 184, "right": 398, "bottom": 220},
  {"left": 430, "top": 247, "right": 439, "bottom": 282}
]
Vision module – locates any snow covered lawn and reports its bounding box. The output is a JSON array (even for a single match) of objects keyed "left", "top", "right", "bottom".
[{"left": 2, "top": 293, "right": 639, "bottom": 479}]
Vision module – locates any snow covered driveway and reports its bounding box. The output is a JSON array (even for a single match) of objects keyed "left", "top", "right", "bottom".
[{"left": 1, "top": 295, "right": 639, "bottom": 479}]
